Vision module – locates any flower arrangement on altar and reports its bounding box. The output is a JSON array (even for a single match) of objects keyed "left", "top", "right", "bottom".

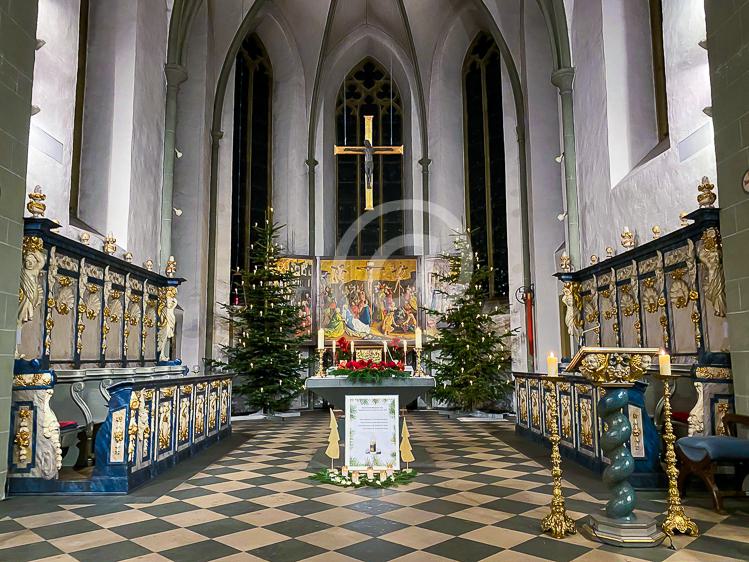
[
  {"left": 311, "top": 466, "right": 417, "bottom": 488},
  {"left": 331, "top": 358, "right": 409, "bottom": 382}
]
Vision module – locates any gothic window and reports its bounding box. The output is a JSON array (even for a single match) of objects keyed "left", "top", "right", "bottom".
[
  {"left": 231, "top": 34, "right": 272, "bottom": 276},
  {"left": 649, "top": 0, "right": 669, "bottom": 141},
  {"left": 463, "top": 32, "right": 508, "bottom": 299},
  {"left": 336, "top": 58, "right": 403, "bottom": 257}
]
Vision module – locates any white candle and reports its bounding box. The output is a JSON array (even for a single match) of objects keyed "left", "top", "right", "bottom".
[
  {"left": 332, "top": 339, "right": 336, "bottom": 357},
  {"left": 383, "top": 340, "right": 388, "bottom": 354},
  {"left": 366, "top": 466, "right": 374, "bottom": 480},
  {"left": 659, "top": 350, "right": 671, "bottom": 376},
  {"left": 352, "top": 470, "right": 360, "bottom": 484},
  {"left": 379, "top": 471, "right": 387, "bottom": 483},
  {"left": 403, "top": 339, "right": 407, "bottom": 357},
  {"left": 350, "top": 340, "right": 355, "bottom": 358},
  {"left": 317, "top": 328, "right": 324, "bottom": 350},
  {"left": 547, "top": 352, "right": 558, "bottom": 377},
  {"left": 341, "top": 465, "right": 349, "bottom": 477},
  {"left": 415, "top": 327, "right": 422, "bottom": 349}
]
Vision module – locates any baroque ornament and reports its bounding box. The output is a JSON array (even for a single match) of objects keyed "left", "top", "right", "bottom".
[
  {"left": 26, "top": 185, "right": 47, "bottom": 217},
  {"left": 18, "top": 236, "right": 45, "bottom": 329},
  {"left": 697, "top": 176, "right": 716, "bottom": 208},
  {"left": 698, "top": 228, "right": 726, "bottom": 317}
]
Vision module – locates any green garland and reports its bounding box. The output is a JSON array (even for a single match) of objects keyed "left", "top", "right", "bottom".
[
  {"left": 329, "top": 368, "right": 412, "bottom": 383},
  {"left": 310, "top": 469, "right": 418, "bottom": 488}
]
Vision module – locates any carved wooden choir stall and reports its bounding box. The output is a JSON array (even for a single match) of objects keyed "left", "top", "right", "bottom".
[{"left": 8, "top": 190, "right": 233, "bottom": 494}]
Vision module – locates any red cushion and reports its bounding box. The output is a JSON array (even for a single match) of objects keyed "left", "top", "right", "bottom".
[
  {"left": 59, "top": 421, "right": 77, "bottom": 430},
  {"left": 672, "top": 411, "right": 690, "bottom": 424}
]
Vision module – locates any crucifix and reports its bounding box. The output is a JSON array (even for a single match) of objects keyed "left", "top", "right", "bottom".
[{"left": 334, "top": 115, "right": 404, "bottom": 211}]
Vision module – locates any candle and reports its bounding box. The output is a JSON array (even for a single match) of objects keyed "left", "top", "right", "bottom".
[
  {"left": 386, "top": 464, "right": 394, "bottom": 477},
  {"left": 659, "top": 350, "right": 671, "bottom": 376},
  {"left": 341, "top": 465, "right": 349, "bottom": 477},
  {"left": 383, "top": 340, "right": 388, "bottom": 354},
  {"left": 403, "top": 339, "right": 407, "bottom": 357},
  {"left": 332, "top": 339, "right": 336, "bottom": 358},
  {"left": 415, "top": 327, "right": 422, "bottom": 349},
  {"left": 317, "top": 328, "right": 324, "bottom": 350},
  {"left": 547, "top": 352, "right": 559, "bottom": 377},
  {"left": 379, "top": 471, "right": 387, "bottom": 483},
  {"left": 351, "top": 470, "right": 360, "bottom": 484},
  {"left": 351, "top": 340, "right": 355, "bottom": 358},
  {"left": 366, "top": 466, "right": 374, "bottom": 480}
]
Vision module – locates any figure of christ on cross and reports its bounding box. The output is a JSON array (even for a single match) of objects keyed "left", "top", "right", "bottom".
[{"left": 334, "top": 114, "right": 404, "bottom": 211}]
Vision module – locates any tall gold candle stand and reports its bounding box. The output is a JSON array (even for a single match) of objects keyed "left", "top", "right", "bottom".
[
  {"left": 415, "top": 348, "right": 424, "bottom": 377},
  {"left": 540, "top": 376, "right": 576, "bottom": 538},
  {"left": 657, "top": 371, "right": 699, "bottom": 537},
  {"left": 316, "top": 348, "right": 326, "bottom": 377}
]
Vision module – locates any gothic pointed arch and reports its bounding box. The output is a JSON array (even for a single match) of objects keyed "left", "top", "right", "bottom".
[
  {"left": 335, "top": 57, "right": 404, "bottom": 256},
  {"left": 462, "top": 31, "right": 508, "bottom": 300}
]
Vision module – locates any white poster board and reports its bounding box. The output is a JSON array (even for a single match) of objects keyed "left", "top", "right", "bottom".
[{"left": 345, "top": 395, "right": 400, "bottom": 470}]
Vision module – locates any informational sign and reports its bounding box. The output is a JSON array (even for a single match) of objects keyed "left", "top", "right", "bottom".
[{"left": 345, "top": 395, "right": 399, "bottom": 470}]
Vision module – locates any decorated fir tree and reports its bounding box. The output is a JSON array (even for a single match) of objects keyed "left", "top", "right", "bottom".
[
  {"left": 220, "top": 212, "right": 312, "bottom": 413},
  {"left": 423, "top": 232, "right": 513, "bottom": 413}
]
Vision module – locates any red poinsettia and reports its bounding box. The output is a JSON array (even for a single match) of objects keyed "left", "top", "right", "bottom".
[
  {"left": 338, "top": 359, "right": 405, "bottom": 371},
  {"left": 336, "top": 336, "right": 350, "bottom": 353}
]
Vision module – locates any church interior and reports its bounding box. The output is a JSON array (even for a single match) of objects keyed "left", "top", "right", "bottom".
[{"left": 2, "top": 0, "right": 749, "bottom": 560}]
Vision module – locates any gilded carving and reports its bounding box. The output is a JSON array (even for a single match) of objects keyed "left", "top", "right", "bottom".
[
  {"left": 580, "top": 399, "right": 593, "bottom": 447},
  {"left": 698, "top": 228, "right": 726, "bottom": 318},
  {"left": 195, "top": 394, "right": 206, "bottom": 435},
  {"left": 697, "top": 176, "right": 716, "bottom": 208},
  {"left": 158, "top": 401, "right": 172, "bottom": 450},
  {"left": 18, "top": 236, "right": 45, "bottom": 330},
  {"left": 530, "top": 390, "right": 540, "bottom": 429},
  {"left": 562, "top": 282, "right": 582, "bottom": 337},
  {"left": 26, "top": 185, "right": 47, "bottom": 217},
  {"left": 138, "top": 389, "right": 152, "bottom": 458},
  {"left": 157, "top": 286, "right": 178, "bottom": 360},
  {"left": 110, "top": 408, "right": 126, "bottom": 463},
  {"left": 178, "top": 396, "right": 190, "bottom": 442},
  {"left": 560, "top": 394, "right": 572, "bottom": 440},
  {"left": 127, "top": 392, "right": 140, "bottom": 463},
  {"left": 13, "top": 372, "right": 53, "bottom": 387},
  {"left": 14, "top": 408, "right": 33, "bottom": 463},
  {"left": 578, "top": 351, "right": 653, "bottom": 385},
  {"left": 695, "top": 367, "right": 732, "bottom": 380},
  {"left": 715, "top": 402, "right": 730, "bottom": 436},
  {"left": 544, "top": 391, "right": 555, "bottom": 433},
  {"left": 220, "top": 386, "right": 229, "bottom": 425},
  {"left": 208, "top": 392, "right": 218, "bottom": 431}
]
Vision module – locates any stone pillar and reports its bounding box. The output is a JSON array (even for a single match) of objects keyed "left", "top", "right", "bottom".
[
  {"left": 705, "top": 0, "right": 749, "bottom": 415},
  {"left": 159, "top": 63, "right": 188, "bottom": 273},
  {"left": 551, "top": 67, "right": 582, "bottom": 271},
  {"left": 0, "top": 0, "right": 39, "bottom": 499}
]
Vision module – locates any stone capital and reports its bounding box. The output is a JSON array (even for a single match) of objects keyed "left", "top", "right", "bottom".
[
  {"left": 165, "top": 63, "right": 188, "bottom": 87},
  {"left": 551, "top": 67, "right": 575, "bottom": 94}
]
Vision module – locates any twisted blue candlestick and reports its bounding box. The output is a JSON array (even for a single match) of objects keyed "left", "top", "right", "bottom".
[{"left": 599, "top": 388, "right": 636, "bottom": 521}]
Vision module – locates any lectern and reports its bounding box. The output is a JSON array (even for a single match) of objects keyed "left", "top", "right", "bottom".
[{"left": 566, "top": 347, "right": 666, "bottom": 548}]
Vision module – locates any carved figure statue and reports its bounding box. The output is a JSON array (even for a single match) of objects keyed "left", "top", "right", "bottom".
[
  {"left": 18, "top": 237, "right": 46, "bottom": 328},
  {"left": 158, "top": 287, "right": 178, "bottom": 360},
  {"left": 561, "top": 283, "right": 580, "bottom": 337},
  {"left": 698, "top": 229, "right": 726, "bottom": 317}
]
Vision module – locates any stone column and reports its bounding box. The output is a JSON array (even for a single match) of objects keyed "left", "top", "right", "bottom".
[
  {"left": 551, "top": 67, "right": 582, "bottom": 271},
  {"left": 159, "top": 63, "right": 188, "bottom": 273}
]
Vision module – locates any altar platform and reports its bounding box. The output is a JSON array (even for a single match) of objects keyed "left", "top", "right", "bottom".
[{"left": 305, "top": 375, "right": 435, "bottom": 410}]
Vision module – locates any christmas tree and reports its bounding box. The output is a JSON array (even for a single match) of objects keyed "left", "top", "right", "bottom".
[
  {"left": 325, "top": 409, "right": 340, "bottom": 469},
  {"left": 423, "top": 232, "right": 513, "bottom": 412},
  {"left": 220, "top": 211, "right": 312, "bottom": 413}
]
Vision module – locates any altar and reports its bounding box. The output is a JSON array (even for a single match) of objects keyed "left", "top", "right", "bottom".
[{"left": 305, "top": 375, "right": 435, "bottom": 410}]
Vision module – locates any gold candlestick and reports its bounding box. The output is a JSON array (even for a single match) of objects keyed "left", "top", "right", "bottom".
[
  {"left": 415, "top": 348, "right": 424, "bottom": 377},
  {"left": 657, "top": 372, "right": 699, "bottom": 537},
  {"left": 540, "top": 377, "right": 576, "bottom": 538},
  {"left": 316, "top": 349, "right": 326, "bottom": 377}
]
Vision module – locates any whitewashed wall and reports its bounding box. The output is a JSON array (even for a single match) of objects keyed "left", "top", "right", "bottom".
[{"left": 570, "top": 0, "right": 715, "bottom": 260}]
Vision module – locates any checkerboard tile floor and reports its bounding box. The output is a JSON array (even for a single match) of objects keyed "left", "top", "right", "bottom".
[{"left": 2, "top": 411, "right": 748, "bottom": 561}]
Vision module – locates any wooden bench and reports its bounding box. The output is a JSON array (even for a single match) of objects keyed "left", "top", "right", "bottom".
[{"left": 676, "top": 413, "right": 749, "bottom": 513}]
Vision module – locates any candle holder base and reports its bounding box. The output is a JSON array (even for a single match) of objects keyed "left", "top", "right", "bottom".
[{"left": 579, "top": 513, "right": 666, "bottom": 548}]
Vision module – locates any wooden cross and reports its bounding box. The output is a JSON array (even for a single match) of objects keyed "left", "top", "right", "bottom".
[{"left": 334, "top": 115, "right": 404, "bottom": 210}]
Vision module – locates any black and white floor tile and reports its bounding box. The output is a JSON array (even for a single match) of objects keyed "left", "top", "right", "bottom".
[{"left": 1, "top": 412, "right": 747, "bottom": 561}]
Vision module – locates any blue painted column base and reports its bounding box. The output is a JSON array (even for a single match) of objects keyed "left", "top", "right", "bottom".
[{"left": 579, "top": 385, "right": 666, "bottom": 548}]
